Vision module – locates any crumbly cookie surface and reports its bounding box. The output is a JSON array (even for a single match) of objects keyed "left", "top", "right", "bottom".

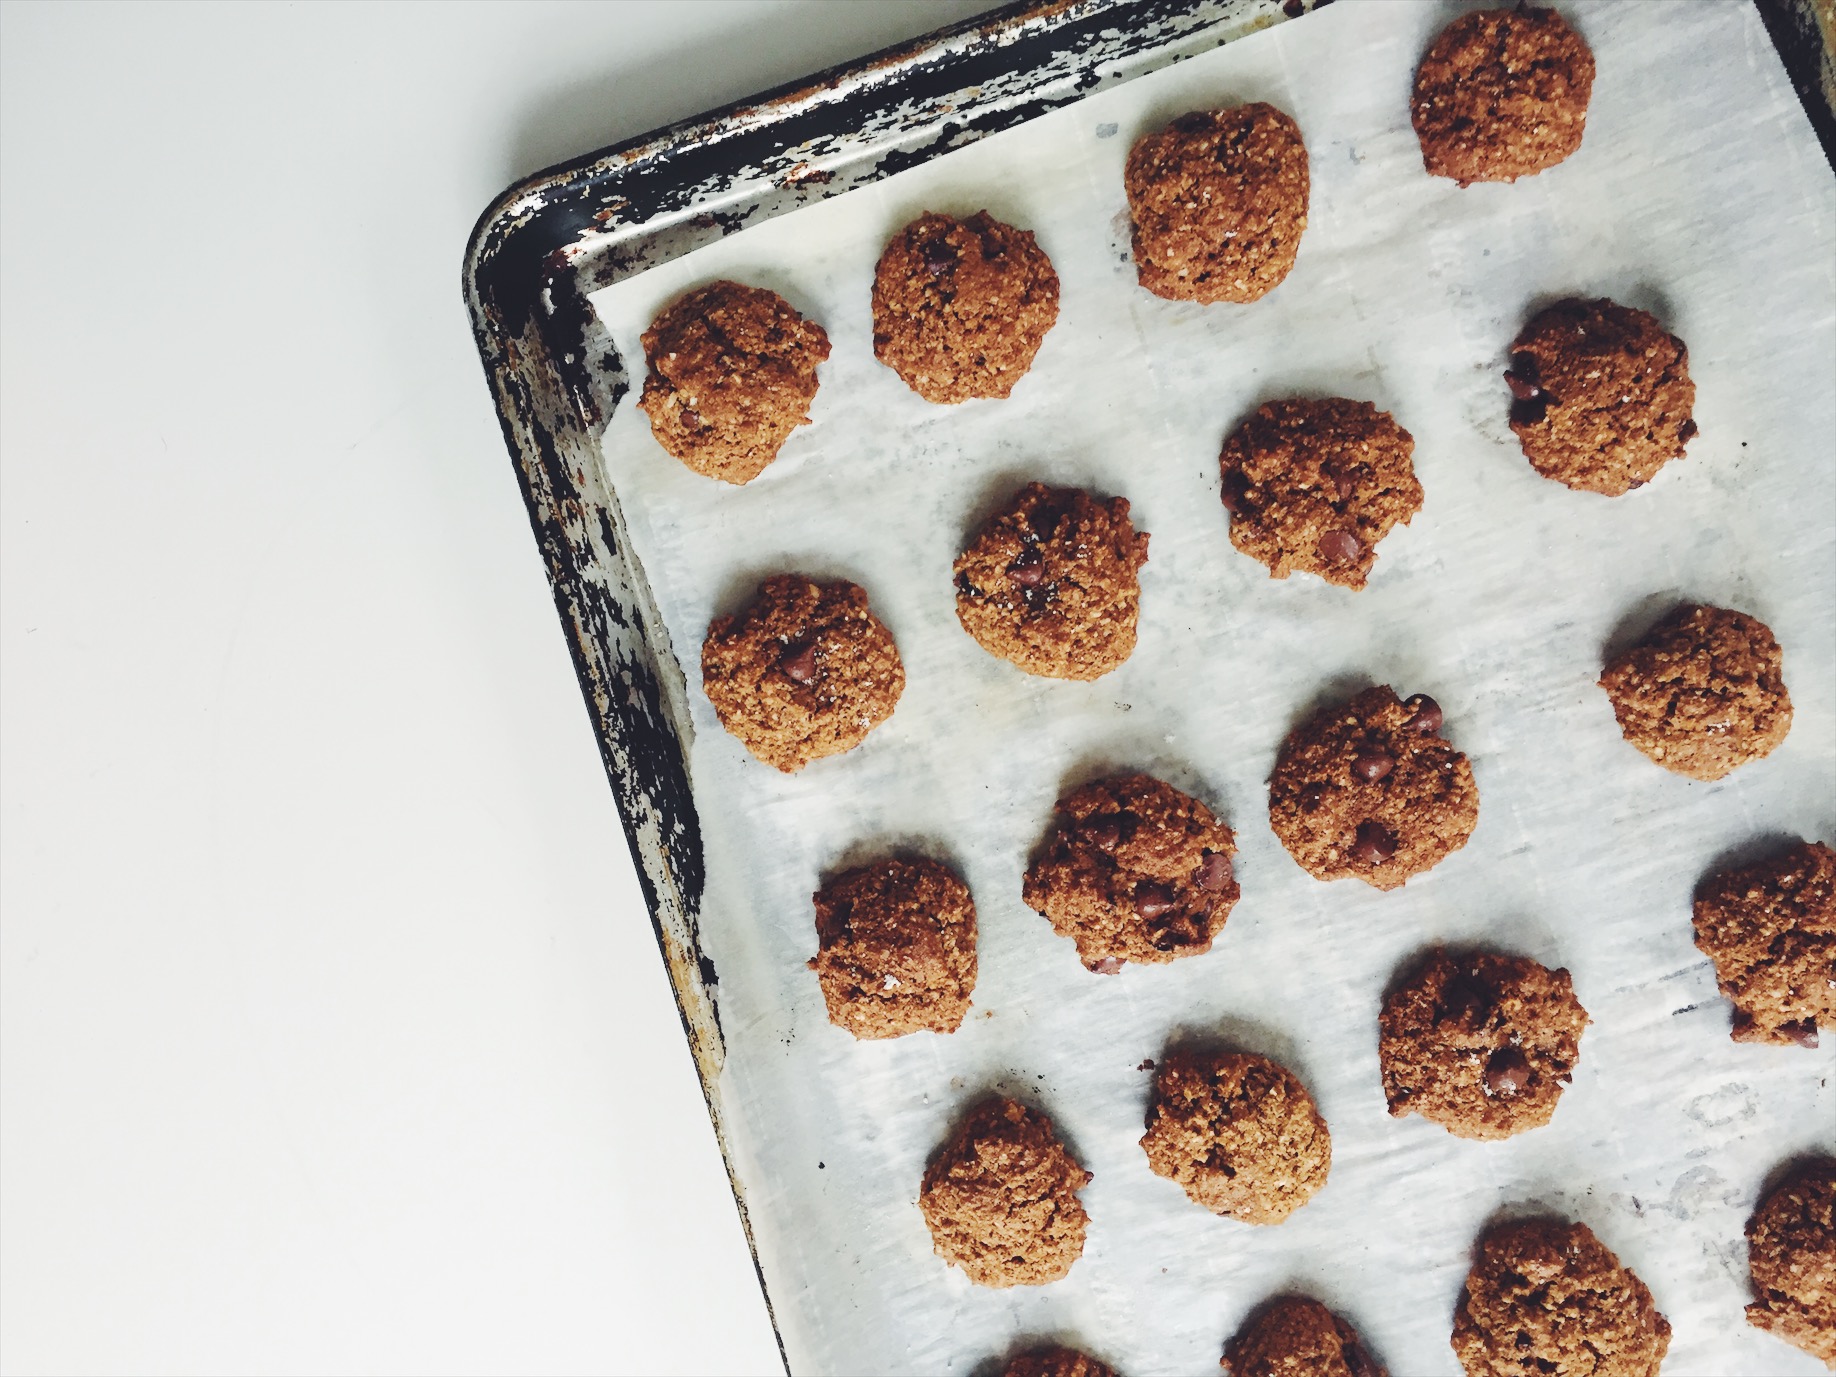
[
  {"left": 1125, "top": 103, "right": 1309, "bottom": 304},
  {"left": 637, "top": 280, "right": 831, "bottom": 483},
  {"left": 1223, "top": 1296, "right": 1386, "bottom": 1377},
  {"left": 1268, "top": 685, "right": 1479, "bottom": 890},
  {"left": 1506, "top": 298, "right": 1696, "bottom": 496},
  {"left": 1220, "top": 398, "right": 1423, "bottom": 589},
  {"left": 1022, "top": 773, "right": 1238, "bottom": 972},
  {"left": 919, "top": 1097, "right": 1091, "bottom": 1288},
  {"left": 871, "top": 210, "right": 1060, "bottom": 404},
  {"left": 1746, "top": 1158, "right": 1836, "bottom": 1367},
  {"left": 999, "top": 1345, "right": 1117, "bottom": 1377},
  {"left": 1411, "top": 7, "right": 1596, "bottom": 186},
  {"left": 1452, "top": 1218, "right": 1671, "bottom": 1377},
  {"left": 953, "top": 483, "right": 1150, "bottom": 680},
  {"left": 1599, "top": 604, "right": 1793, "bottom": 780},
  {"left": 1379, "top": 948, "right": 1588, "bottom": 1140},
  {"left": 808, "top": 857, "right": 976, "bottom": 1039},
  {"left": 1694, "top": 840, "right": 1835, "bottom": 1047},
  {"left": 1139, "top": 1048, "right": 1330, "bottom": 1225},
  {"left": 700, "top": 575, "right": 904, "bottom": 773}
]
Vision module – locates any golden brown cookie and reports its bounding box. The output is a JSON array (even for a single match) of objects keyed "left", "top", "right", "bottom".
[
  {"left": 637, "top": 280, "right": 831, "bottom": 483},
  {"left": 1268, "top": 686, "right": 1479, "bottom": 891},
  {"left": 1506, "top": 298, "right": 1696, "bottom": 496},
  {"left": 1124, "top": 103, "right": 1309, "bottom": 304},
  {"left": 1451, "top": 1217, "right": 1670, "bottom": 1377},
  {"left": 953, "top": 483, "right": 1150, "bottom": 680},
  {"left": 1411, "top": 7, "right": 1596, "bottom": 186},
  {"left": 1219, "top": 398, "right": 1423, "bottom": 589},
  {"left": 871, "top": 210, "right": 1059, "bottom": 404},
  {"left": 808, "top": 857, "right": 976, "bottom": 1039},
  {"left": 919, "top": 1097, "right": 1091, "bottom": 1289},
  {"left": 1139, "top": 1048, "right": 1330, "bottom": 1224},
  {"left": 1599, "top": 604, "right": 1793, "bottom": 780},
  {"left": 1746, "top": 1158, "right": 1836, "bottom": 1368},
  {"left": 1379, "top": 948, "right": 1588, "bottom": 1140},
  {"left": 700, "top": 575, "right": 904, "bottom": 773},
  {"left": 1694, "top": 840, "right": 1835, "bottom": 1047},
  {"left": 999, "top": 1344, "right": 1117, "bottom": 1377},
  {"left": 1223, "top": 1296, "right": 1386, "bottom": 1377},
  {"left": 1022, "top": 773, "right": 1238, "bottom": 973}
]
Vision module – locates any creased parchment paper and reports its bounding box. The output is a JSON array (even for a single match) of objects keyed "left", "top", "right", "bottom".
[{"left": 588, "top": 3, "right": 1836, "bottom": 1372}]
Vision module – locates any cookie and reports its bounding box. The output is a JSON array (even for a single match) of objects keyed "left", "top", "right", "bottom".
[
  {"left": 1223, "top": 1296, "right": 1386, "bottom": 1377},
  {"left": 919, "top": 1096, "right": 1091, "bottom": 1288},
  {"left": 953, "top": 483, "right": 1150, "bottom": 680},
  {"left": 999, "top": 1345, "right": 1117, "bottom": 1377},
  {"left": 1693, "top": 840, "right": 1835, "bottom": 1047},
  {"left": 1139, "top": 1048, "right": 1331, "bottom": 1224},
  {"left": 1599, "top": 604, "right": 1792, "bottom": 780},
  {"left": 1411, "top": 7, "right": 1596, "bottom": 186},
  {"left": 871, "top": 210, "right": 1060, "bottom": 404},
  {"left": 1746, "top": 1158, "right": 1836, "bottom": 1367},
  {"left": 1022, "top": 772, "right": 1238, "bottom": 972},
  {"left": 1268, "top": 686, "right": 1479, "bottom": 890},
  {"left": 1219, "top": 398, "right": 1423, "bottom": 589},
  {"left": 637, "top": 280, "right": 831, "bottom": 484},
  {"left": 808, "top": 857, "right": 976, "bottom": 1039},
  {"left": 700, "top": 575, "right": 904, "bottom": 773},
  {"left": 1124, "top": 103, "right": 1309, "bottom": 304},
  {"left": 1379, "top": 948, "right": 1589, "bottom": 1140},
  {"left": 1452, "top": 1217, "right": 1670, "bottom": 1377},
  {"left": 1506, "top": 298, "right": 1696, "bottom": 496}
]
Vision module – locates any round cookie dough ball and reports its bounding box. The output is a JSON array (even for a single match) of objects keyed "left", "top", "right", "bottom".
[
  {"left": 919, "top": 1096, "right": 1091, "bottom": 1288},
  {"left": 1453, "top": 1218, "right": 1670, "bottom": 1377},
  {"left": 1022, "top": 772, "right": 1238, "bottom": 972},
  {"left": 1506, "top": 298, "right": 1696, "bottom": 496},
  {"left": 1139, "top": 1048, "right": 1330, "bottom": 1224},
  {"left": 953, "top": 483, "right": 1150, "bottom": 680},
  {"left": 1746, "top": 1157, "right": 1836, "bottom": 1367},
  {"left": 1411, "top": 7, "right": 1596, "bottom": 186},
  {"left": 637, "top": 280, "right": 831, "bottom": 484},
  {"left": 999, "top": 1345, "right": 1117, "bottom": 1377},
  {"left": 871, "top": 210, "right": 1060, "bottom": 404},
  {"left": 1125, "top": 103, "right": 1309, "bottom": 304},
  {"left": 809, "top": 857, "right": 977, "bottom": 1039},
  {"left": 1379, "top": 948, "right": 1588, "bottom": 1140},
  {"left": 1599, "top": 604, "right": 1792, "bottom": 781},
  {"left": 1224, "top": 1296, "right": 1387, "bottom": 1377},
  {"left": 1268, "top": 685, "right": 1479, "bottom": 891},
  {"left": 1694, "top": 840, "right": 1835, "bottom": 1047},
  {"left": 1219, "top": 398, "right": 1423, "bottom": 589},
  {"left": 700, "top": 575, "right": 904, "bottom": 773}
]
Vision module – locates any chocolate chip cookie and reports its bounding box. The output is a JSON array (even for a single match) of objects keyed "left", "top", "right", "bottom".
[
  {"left": 637, "top": 280, "right": 831, "bottom": 484},
  {"left": 1599, "top": 604, "right": 1793, "bottom": 780},
  {"left": 999, "top": 1346, "right": 1117, "bottom": 1377},
  {"left": 919, "top": 1096, "right": 1092, "bottom": 1289},
  {"left": 1693, "top": 840, "right": 1835, "bottom": 1047},
  {"left": 809, "top": 857, "right": 976, "bottom": 1039},
  {"left": 1412, "top": 7, "right": 1596, "bottom": 186},
  {"left": 871, "top": 211, "right": 1060, "bottom": 404},
  {"left": 1379, "top": 948, "right": 1589, "bottom": 1140},
  {"left": 1268, "top": 686, "right": 1479, "bottom": 890},
  {"left": 1506, "top": 298, "right": 1696, "bottom": 496},
  {"left": 1746, "top": 1157, "right": 1836, "bottom": 1367},
  {"left": 953, "top": 483, "right": 1150, "bottom": 680},
  {"left": 1223, "top": 1296, "right": 1386, "bottom": 1377},
  {"left": 1139, "top": 1048, "right": 1331, "bottom": 1225},
  {"left": 1452, "top": 1217, "right": 1671, "bottom": 1377},
  {"left": 1022, "top": 772, "right": 1238, "bottom": 972},
  {"left": 1125, "top": 103, "right": 1309, "bottom": 304},
  {"left": 700, "top": 575, "right": 904, "bottom": 773},
  {"left": 1219, "top": 398, "right": 1423, "bottom": 589}
]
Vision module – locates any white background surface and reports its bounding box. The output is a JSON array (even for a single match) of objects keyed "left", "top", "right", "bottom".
[{"left": 0, "top": 4, "right": 996, "bottom": 1374}]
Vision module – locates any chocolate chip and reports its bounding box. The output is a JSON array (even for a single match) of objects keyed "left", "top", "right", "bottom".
[
  {"left": 1437, "top": 977, "right": 1491, "bottom": 1030},
  {"left": 1091, "top": 957, "right": 1125, "bottom": 975},
  {"left": 1515, "top": 1332, "right": 1534, "bottom": 1350},
  {"left": 1134, "top": 883, "right": 1176, "bottom": 920},
  {"left": 1300, "top": 782, "right": 1327, "bottom": 812},
  {"left": 1282, "top": 0, "right": 1304, "bottom": 16},
  {"left": 1137, "top": 1058, "right": 1155, "bottom": 1071},
  {"left": 1485, "top": 1046, "right": 1533, "bottom": 1096},
  {"left": 681, "top": 407, "right": 708, "bottom": 430},
  {"left": 953, "top": 571, "right": 980, "bottom": 597},
  {"left": 780, "top": 642, "right": 819, "bottom": 683},
  {"left": 1316, "top": 528, "right": 1362, "bottom": 565},
  {"left": 1083, "top": 816, "right": 1122, "bottom": 853},
  {"left": 1149, "top": 913, "right": 1202, "bottom": 951},
  {"left": 1008, "top": 552, "right": 1045, "bottom": 587},
  {"left": 1196, "top": 849, "right": 1233, "bottom": 891},
  {"left": 1503, "top": 369, "right": 1541, "bottom": 401},
  {"left": 1220, "top": 468, "right": 1250, "bottom": 515},
  {"left": 1330, "top": 466, "right": 1356, "bottom": 502},
  {"left": 1509, "top": 395, "right": 1549, "bottom": 426},
  {"left": 1352, "top": 750, "right": 1394, "bottom": 782},
  {"left": 1629, "top": 479, "right": 1646, "bottom": 490},
  {"left": 1404, "top": 694, "right": 1443, "bottom": 735},
  {"left": 1782, "top": 1019, "right": 1820, "bottom": 1048},
  {"left": 1509, "top": 350, "right": 1540, "bottom": 384},
  {"left": 921, "top": 239, "right": 957, "bottom": 275},
  {"left": 1027, "top": 502, "right": 1062, "bottom": 542},
  {"left": 1352, "top": 820, "right": 1395, "bottom": 864},
  {"left": 1679, "top": 417, "right": 1699, "bottom": 442}
]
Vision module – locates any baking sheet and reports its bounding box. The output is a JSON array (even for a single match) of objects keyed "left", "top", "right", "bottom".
[{"left": 587, "top": 2, "right": 1836, "bottom": 1372}]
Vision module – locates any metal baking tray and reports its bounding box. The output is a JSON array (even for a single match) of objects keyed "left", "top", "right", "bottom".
[{"left": 463, "top": 2, "right": 1836, "bottom": 1370}]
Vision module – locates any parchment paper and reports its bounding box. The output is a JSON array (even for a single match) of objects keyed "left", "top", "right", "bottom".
[{"left": 588, "top": 3, "right": 1836, "bottom": 1372}]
